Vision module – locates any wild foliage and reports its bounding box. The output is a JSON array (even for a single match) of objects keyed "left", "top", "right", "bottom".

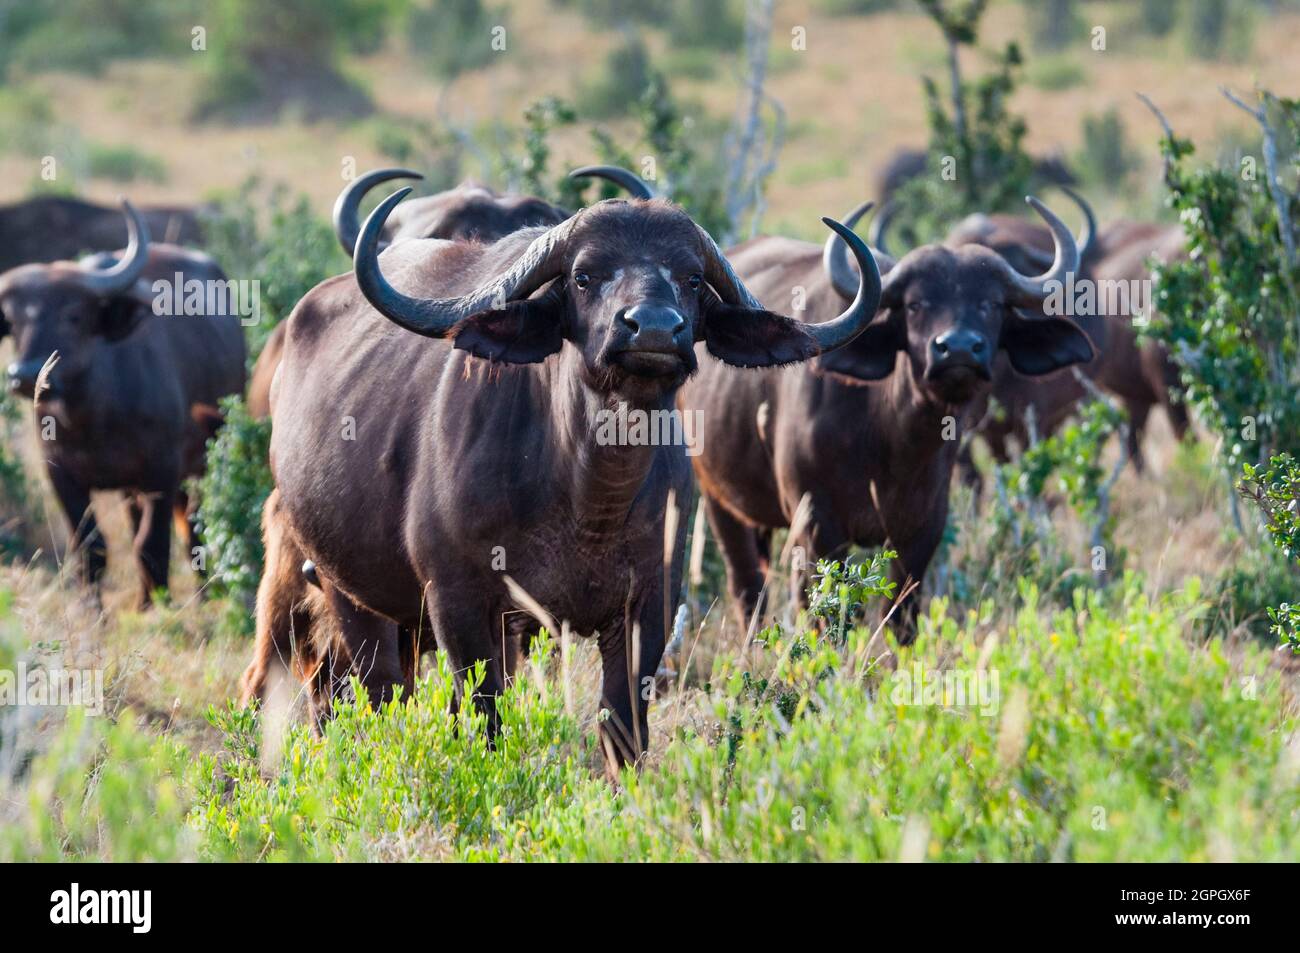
[
  {"left": 6, "top": 574, "right": 1296, "bottom": 861},
  {"left": 889, "top": 0, "right": 1035, "bottom": 245}
]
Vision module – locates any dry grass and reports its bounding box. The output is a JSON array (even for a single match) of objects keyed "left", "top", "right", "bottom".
[{"left": 3, "top": 1, "right": 1297, "bottom": 237}]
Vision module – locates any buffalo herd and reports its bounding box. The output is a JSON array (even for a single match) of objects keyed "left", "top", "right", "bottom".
[{"left": 0, "top": 165, "right": 1191, "bottom": 773}]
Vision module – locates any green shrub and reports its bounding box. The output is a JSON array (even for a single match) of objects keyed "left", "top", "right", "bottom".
[
  {"left": 6, "top": 574, "right": 1298, "bottom": 861},
  {"left": 1183, "top": 0, "right": 1254, "bottom": 61},
  {"left": 189, "top": 578, "right": 1297, "bottom": 861},
  {"left": 888, "top": 3, "right": 1036, "bottom": 244},
  {"left": 1027, "top": 58, "right": 1084, "bottom": 91},
  {"left": 1146, "top": 90, "right": 1300, "bottom": 472},
  {"left": 1239, "top": 454, "right": 1300, "bottom": 650},
  {"left": 813, "top": 0, "right": 900, "bottom": 14},
  {"left": 1136, "top": 0, "right": 1179, "bottom": 37},
  {"left": 192, "top": 398, "right": 273, "bottom": 624},
  {"left": 1020, "top": 0, "right": 1081, "bottom": 51},
  {"left": 407, "top": 0, "right": 505, "bottom": 80},
  {"left": 0, "top": 0, "right": 188, "bottom": 78},
  {"left": 200, "top": 178, "right": 348, "bottom": 358},
  {"left": 193, "top": 0, "right": 387, "bottom": 121},
  {"left": 85, "top": 143, "right": 167, "bottom": 184},
  {"left": 1074, "top": 108, "right": 1138, "bottom": 189},
  {"left": 575, "top": 33, "right": 653, "bottom": 119},
  {"left": 666, "top": 0, "right": 743, "bottom": 51}
]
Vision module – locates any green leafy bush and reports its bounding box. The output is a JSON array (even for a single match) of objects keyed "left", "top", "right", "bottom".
[
  {"left": 1240, "top": 453, "right": 1300, "bottom": 651},
  {"left": 200, "top": 178, "right": 348, "bottom": 358},
  {"left": 85, "top": 143, "right": 167, "bottom": 184},
  {"left": 12, "top": 575, "right": 1296, "bottom": 861},
  {"left": 406, "top": 0, "right": 505, "bottom": 80},
  {"left": 887, "top": 2, "right": 1036, "bottom": 244},
  {"left": 1074, "top": 108, "right": 1138, "bottom": 190},
  {"left": 194, "top": 0, "right": 388, "bottom": 121},
  {"left": 0, "top": 0, "right": 187, "bottom": 78},
  {"left": 193, "top": 398, "right": 273, "bottom": 624},
  {"left": 1147, "top": 91, "right": 1299, "bottom": 471}
]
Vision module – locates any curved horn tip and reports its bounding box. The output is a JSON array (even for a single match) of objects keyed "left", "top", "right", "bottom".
[
  {"left": 821, "top": 217, "right": 882, "bottom": 287},
  {"left": 356, "top": 188, "right": 412, "bottom": 255},
  {"left": 841, "top": 201, "right": 874, "bottom": 229},
  {"left": 567, "top": 165, "right": 654, "bottom": 200}
]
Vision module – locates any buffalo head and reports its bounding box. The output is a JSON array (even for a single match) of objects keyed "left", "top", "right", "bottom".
[
  {"left": 354, "top": 187, "right": 884, "bottom": 403},
  {"left": 817, "top": 196, "right": 1094, "bottom": 405},
  {"left": 0, "top": 200, "right": 151, "bottom": 400}
]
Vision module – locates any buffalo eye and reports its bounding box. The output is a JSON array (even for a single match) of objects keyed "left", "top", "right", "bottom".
[
  {"left": 573, "top": 272, "right": 591, "bottom": 290},
  {"left": 906, "top": 300, "right": 923, "bottom": 314},
  {"left": 687, "top": 274, "right": 702, "bottom": 291}
]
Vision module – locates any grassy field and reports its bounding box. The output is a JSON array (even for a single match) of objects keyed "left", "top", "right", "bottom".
[
  {"left": 4, "top": 2, "right": 1300, "bottom": 234},
  {"left": 1, "top": 409, "right": 1298, "bottom": 861},
  {"left": 0, "top": 0, "right": 1298, "bottom": 861}
]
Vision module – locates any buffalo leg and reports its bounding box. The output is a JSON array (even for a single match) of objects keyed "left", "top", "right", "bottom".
[
  {"left": 128, "top": 490, "right": 173, "bottom": 608},
  {"left": 318, "top": 579, "right": 407, "bottom": 711},
  {"left": 597, "top": 587, "right": 667, "bottom": 779},
  {"left": 702, "top": 494, "right": 766, "bottom": 630},
  {"left": 426, "top": 594, "right": 507, "bottom": 738},
  {"left": 173, "top": 488, "right": 206, "bottom": 583},
  {"left": 887, "top": 520, "right": 945, "bottom": 646},
  {"left": 791, "top": 503, "right": 852, "bottom": 613},
  {"left": 241, "top": 489, "right": 315, "bottom": 708},
  {"left": 1125, "top": 399, "right": 1151, "bottom": 473},
  {"left": 48, "top": 466, "right": 106, "bottom": 594}
]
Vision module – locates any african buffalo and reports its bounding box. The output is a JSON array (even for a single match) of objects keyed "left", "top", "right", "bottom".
[
  {"left": 862, "top": 190, "right": 1102, "bottom": 470},
  {"left": 0, "top": 195, "right": 202, "bottom": 273},
  {"left": 243, "top": 187, "right": 882, "bottom": 771},
  {"left": 0, "top": 202, "right": 246, "bottom": 606},
  {"left": 868, "top": 197, "right": 1187, "bottom": 470},
  {"left": 683, "top": 197, "right": 1093, "bottom": 637},
  {"left": 246, "top": 166, "right": 640, "bottom": 418},
  {"left": 874, "top": 147, "right": 1077, "bottom": 207},
  {"left": 1085, "top": 221, "right": 1190, "bottom": 468}
]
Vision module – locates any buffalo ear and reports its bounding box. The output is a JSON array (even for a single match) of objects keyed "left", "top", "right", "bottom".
[
  {"left": 451, "top": 287, "right": 564, "bottom": 365},
  {"left": 1000, "top": 308, "right": 1094, "bottom": 376},
  {"left": 812, "top": 309, "right": 904, "bottom": 385},
  {"left": 97, "top": 295, "right": 147, "bottom": 342},
  {"left": 701, "top": 301, "right": 821, "bottom": 367}
]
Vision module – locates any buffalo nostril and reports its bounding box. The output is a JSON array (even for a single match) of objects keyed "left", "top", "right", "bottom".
[
  {"left": 972, "top": 339, "right": 986, "bottom": 354},
  {"left": 620, "top": 312, "right": 640, "bottom": 333},
  {"left": 934, "top": 340, "right": 949, "bottom": 355}
]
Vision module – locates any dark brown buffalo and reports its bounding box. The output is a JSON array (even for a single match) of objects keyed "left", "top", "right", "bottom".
[
  {"left": 331, "top": 167, "right": 570, "bottom": 256},
  {"left": 0, "top": 195, "right": 202, "bottom": 273},
  {"left": 868, "top": 198, "right": 1188, "bottom": 470},
  {"left": 243, "top": 189, "right": 882, "bottom": 771},
  {"left": 246, "top": 166, "right": 641, "bottom": 418},
  {"left": 1086, "top": 220, "right": 1190, "bottom": 466},
  {"left": 683, "top": 198, "right": 1093, "bottom": 637},
  {"left": 0, "top": 203, "right": 246, "bottom": 606},
  {"left": 874, "top": 147, "right": 1076, "bottom": 207}
]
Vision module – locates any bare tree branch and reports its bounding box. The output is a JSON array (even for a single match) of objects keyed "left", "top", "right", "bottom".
[
  {"left": 1221, "top": 85, "right": 1298, "bottom": 268},
  {"left": 724, "top": 0, "right": 782, "bottom": 244},
  {"left": 1136, "top": 92, "right": 1175, "bottom": 186}
]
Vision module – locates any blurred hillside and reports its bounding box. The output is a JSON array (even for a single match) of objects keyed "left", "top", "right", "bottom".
[{"left": 0, "top": 0, "right": 1298, "bottom": 240}]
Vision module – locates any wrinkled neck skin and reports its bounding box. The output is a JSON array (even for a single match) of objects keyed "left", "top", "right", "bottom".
[
  {"left": 548, "top": 346, "right": 673, "bottom": 543},
  {"left": 876, "top": 355, "right": 965, "bottom": 466}
]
